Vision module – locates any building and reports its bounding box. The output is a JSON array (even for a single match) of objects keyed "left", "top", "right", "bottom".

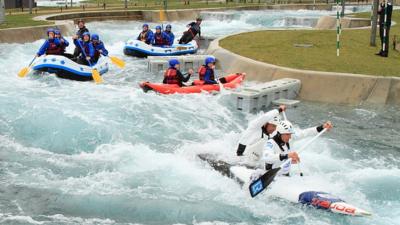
[{"left": 4, "top": 0, "right": 36, "bottom": 9}]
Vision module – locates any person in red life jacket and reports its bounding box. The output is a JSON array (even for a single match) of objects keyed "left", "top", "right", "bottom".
[
  {"left": 163, "top": 24, "right": 175, "bottom": 46},
  {"left": 152, "top": 26, "right": 169, "bottom": 47},
  {"left": 162, "top": 59, "right": 194, "bottom": 87},
  {"left": 73, "top": 32, "right": 95, "bottom": 65},
  {"left": 54, "top": 29, "right": 73, "bottom": 58},
  {"left": 198, "top": 57, "right": 217, "bottom": 85},
  {"left": 36, "top": 28, "right": 62, "bottom": 57},
  {"left": 137, "top": 24, "right": 154, "bottom": 45},
  {"left": 91, "top": 34, "right": 109, "bottom": 63},
  {"left": 179, "top": 17, "right": 202, "bottom": 44},
  {"left": 73, "top": 19, "right": 90, "bottom": 59}
]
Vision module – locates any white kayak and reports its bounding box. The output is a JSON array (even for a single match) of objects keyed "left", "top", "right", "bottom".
[
  {"left": 123, "top": 39, "right": 198, "bottom": 57},
  {"left": 198, "top": 154, "right": 372, "bottom": 217}
]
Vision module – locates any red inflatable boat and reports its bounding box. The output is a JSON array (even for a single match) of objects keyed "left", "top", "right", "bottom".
[{"left": 139, "top": 73, "right": 245, "bottom": 94}]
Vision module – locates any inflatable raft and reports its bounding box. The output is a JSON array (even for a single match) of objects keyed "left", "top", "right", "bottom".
[
  {"left": 123, "top": 39, "right": 198, "bottom": 57},
  {"left": 139, "top": 73, "right": 245, "bottom": 94},
  {"left": 198, "top": 154, "right": 372, "bottom": 217},
  {"left": 31, "top": 55, "right": 109, "bottom": 81}
]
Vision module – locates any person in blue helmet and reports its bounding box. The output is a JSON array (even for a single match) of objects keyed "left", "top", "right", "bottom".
[
  {"left": 198, "top": 56, "right": 217, "bottom": 84},
  {"left": 54, "top": 29, "right": 73, "bottom": 58},
  {"left": 73, "top": 32, "right": 95, "bottom": 65},
  {"left": 163, "top": 59, "right": 194, "bottom": 87},
  {"left": 152, "top": 25, "right": 169, "bottom": 47},
  {"left": 36, "top": 28, "right": 62, "bottom": 57},
  {"left": 163, "top": 24, "right": 175, "bottom": 46},
  {"left": 91, "top": 34, "right": 109, "bottom": 63},
  {"left": 73, "top": 19, "right": 90, "bottom": 58},
  {"left": 137, "top": 23, "right": 153, "bottom": 45}
]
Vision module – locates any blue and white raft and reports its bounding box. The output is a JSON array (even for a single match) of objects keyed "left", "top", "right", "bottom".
[
  {"left": 31, "top": 55, "right": 109, "bottom": 81},
  {"left": 123, "top": 39, "right": 198, "bottom": 57},
  {"left": 198, "top": 154, "right": 372, "bottom": 217}
]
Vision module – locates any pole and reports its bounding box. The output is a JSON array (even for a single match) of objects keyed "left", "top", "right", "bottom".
[
  {"left": 125, "top": 0, "right": 128, "bottom": 9},
  {"left": 71, "top": 0, "right": 73, "bottom": 8},
  {"left": 382, "top": 0, "right": 388, "bottom": 53},
  {"left": 370, "top": 0, "right": 379, "bottom": 46},
  {"left": 29, "top": 0, "right": 32, "bottom": 14},
  {"left": 336, "top": 0, "right": 341, "bottom": 56},
  {"left": 0, "top": 0, "right": 4, "bottom": 24}
]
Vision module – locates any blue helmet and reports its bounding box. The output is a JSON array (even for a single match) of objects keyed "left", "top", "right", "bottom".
[
  {"left": 166, "top": 24, "right": 172, "bottom": 29},
  {"left": 169, "top": 59, "right": 180, "bottom": 67},
  {"left": 143, "top": 23, "right": 149, "bottom": 28},
  {"left": 155, "top": 25, "right": 162, "bottom": 30},
  {"left": 54, "top": 29, "right": 61, "bottom": 35},
  {"left": 82, "top": 32, "right": 91, "bottom": 38},
  {"left": 91, "top": 34, "right": 99, "bottom": 41},
  {"left": 205, "top": 57, "right": 216, "bottom": 65},
  {"left": 47, "top": 28, "right": 55, "bottom": 35}
]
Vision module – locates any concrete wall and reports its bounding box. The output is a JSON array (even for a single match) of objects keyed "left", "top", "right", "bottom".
[
  {"left": 315, "top": 16, "right": 371, "bottom": 29},
  {"left": 207, "top": 37, "right": 400, "bottom": 105},
  {"left": 0, "top": 21, "right": 75, "bottom": 43}
]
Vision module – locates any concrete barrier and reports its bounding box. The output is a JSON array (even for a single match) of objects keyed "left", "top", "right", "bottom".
[
  {"left": 315, "top": 16, "right": 371, "bottom": 30},
  {"left": 0, "top": 20, "right": 75, "bottom": 43},
  {"left": 206, "top": 35, "right": 400, "bottom": 105}
]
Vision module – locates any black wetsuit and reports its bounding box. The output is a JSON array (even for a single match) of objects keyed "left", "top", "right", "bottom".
[{"left": 179, "top": 22, "right": 201, "bottom": 44}]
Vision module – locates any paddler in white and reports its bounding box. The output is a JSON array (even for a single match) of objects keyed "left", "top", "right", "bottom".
[
  {"left": 236, "top": 105, "right": 286, "bottom": 157},
  {"left": 262, "top": 120, "right": 333, "bottom": 176}
]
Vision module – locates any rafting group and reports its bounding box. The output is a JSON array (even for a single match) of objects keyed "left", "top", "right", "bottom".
[{"left": 18, "top": 17, "right": 244, "bottom": 93}]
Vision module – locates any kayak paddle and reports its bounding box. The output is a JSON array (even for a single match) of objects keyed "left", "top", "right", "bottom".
[
  {"left": 249, "top": 128, "right": 327, "bottom": 198},
  {"left": 77, "top": 40, "right": 103, "bottom": 84}
]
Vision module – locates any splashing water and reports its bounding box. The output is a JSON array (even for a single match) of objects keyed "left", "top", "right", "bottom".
[{"left": 1, "top": 8, "right": 399, "bottom": 225}]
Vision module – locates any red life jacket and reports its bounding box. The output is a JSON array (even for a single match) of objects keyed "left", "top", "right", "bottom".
[
  {"left": 164, "top": 68, "right": 179, "bottom": 85},
  {"left": 198, "top": 65, "right": 214, "bottom": 81},
  {"left": 154, "top": 33, "right": 165, "bottom": 46},
  {"left": 46, "top": 40, "right": 61, "bottom": 55},
  {"left": 93, "top": 42, "right": 101, "bottom": 59}
]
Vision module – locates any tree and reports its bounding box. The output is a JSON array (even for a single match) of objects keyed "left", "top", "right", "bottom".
[
  {"left": 341, "top": 0, "right": 345, "bottom": 18},
  {"left": 125, "top": 0, "right": 128, "bottom": 9},
  {"left": 0, "top": 0, "right": 4, "bottom": 24},
  {"left": 29, "top": 0, "right": 33, "bottom": 14},
  {"left": 370, "top": 0, "right": 379, "bottom": 46}
]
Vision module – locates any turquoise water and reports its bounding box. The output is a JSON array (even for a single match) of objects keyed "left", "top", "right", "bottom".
[{"left": 1, "top": 9, "right": 399, "bottom": 225}]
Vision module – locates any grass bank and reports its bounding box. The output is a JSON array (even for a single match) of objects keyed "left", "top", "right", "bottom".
[
  {"left": 0, "top": 14, "right": 53, "bottom": 29},
  {"left": 220, "top": 10, "right": 400, "bottom": 77}
]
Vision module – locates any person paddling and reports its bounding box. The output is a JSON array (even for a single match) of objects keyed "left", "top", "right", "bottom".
[
  {"left": 36, "top": 28, "right": 61, "bottom": 57},
  {"left": 137, "top": 24, "right": 154, "bottom": 45},
  {"left": 73, "top": 19, "right": 90, "bottom": 59},
  {"left": 54, "top": 29, "right": 73, "bottom": 58},
  {"left": 163, "top": 59, "right": 193, "bottom": 87},
  {"left": 73, "top": 32, "right": 94, "bottom": 65},
  {"left": 179, "top": 17, "right": 202, "bottom": 44},
  {"left": 91, "top": 34, "right": 109, "bottom": 63},
  {"left": 198, "top": 57, "right": 217, "bottom": 84},
  {"left": 262, "top": 120, "right": 333, "bottom": 176},
  {"left": 163, "top": 24, "right": 175, "bottom": 46},
  {"left": 237, "top": 105, "right": 286, "bottom": 157},
  {"left": 152, "top": 26, "right": 169, "bottom": 47}
]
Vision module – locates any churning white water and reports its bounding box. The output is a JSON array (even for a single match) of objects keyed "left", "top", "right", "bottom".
[{"left": 1, "top": 8, "right": 399, "bottom": 225}]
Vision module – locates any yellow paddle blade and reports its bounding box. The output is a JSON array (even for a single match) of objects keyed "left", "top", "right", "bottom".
[
  {"left": 109, "top": 56, "right": 125, "bottom": 68},
  {"left": 18, "top": 67, "right": 29, "bottom": 78},
  {"left": 92, "top": 69, "right": 103, "bottom": 84}
]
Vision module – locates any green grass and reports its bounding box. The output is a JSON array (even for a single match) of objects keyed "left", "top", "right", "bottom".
[
  {"left": 0, "top": 14, "right": 53, "bottom": 29},
  {"left": 220, "top": 10, "right": 400, "bottom": 77}
]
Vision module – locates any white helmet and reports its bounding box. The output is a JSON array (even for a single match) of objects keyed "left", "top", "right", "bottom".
[
  {"left": 277, "top": 120, "right": 294, "bottom": 134},
  {"left": 269, "top": 117, "right": 281, "bottom": 126}
]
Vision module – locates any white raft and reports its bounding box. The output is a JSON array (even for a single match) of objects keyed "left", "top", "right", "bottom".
[
  {"left": 123, "top": 39, "right": 198, "bottom": 57},
  {"left": 31, "top": 55, "right": 109, "bottom": 81}
]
